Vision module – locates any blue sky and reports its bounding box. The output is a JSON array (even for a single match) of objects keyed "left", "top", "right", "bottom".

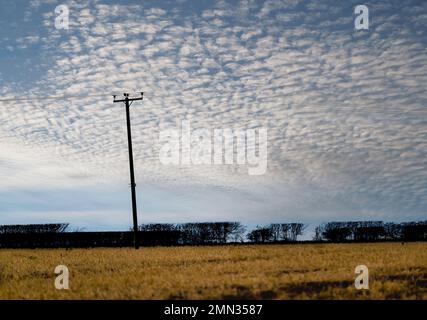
[{"left": 0, "top": 0, "right": 426, "bottom": 233}]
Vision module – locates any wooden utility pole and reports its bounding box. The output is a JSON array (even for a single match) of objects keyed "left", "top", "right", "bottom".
[{"left": 113, "top": 92, "right": 143, "bottom": 249}]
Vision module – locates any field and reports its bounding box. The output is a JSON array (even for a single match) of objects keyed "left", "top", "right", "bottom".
[{"left": 0, "top": 243, "right": 426, "bottom": 299}]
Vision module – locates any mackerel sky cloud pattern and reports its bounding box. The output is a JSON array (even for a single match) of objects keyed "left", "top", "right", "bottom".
[{"left": 0, "top": 0, "right": 426, "bottom": 230}]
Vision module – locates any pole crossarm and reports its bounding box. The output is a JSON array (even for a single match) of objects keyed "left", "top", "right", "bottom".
[{"left": 113, "top": 92, "right": 143, "bottom": 103}]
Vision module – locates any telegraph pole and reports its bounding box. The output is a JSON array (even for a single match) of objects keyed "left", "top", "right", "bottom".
[{"left": 113, "top": 92, "right": 143, "bottom": 249}]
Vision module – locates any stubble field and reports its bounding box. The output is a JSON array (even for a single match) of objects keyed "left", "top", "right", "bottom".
[{"left": 0, "top": 242, "right": 425, "bottom": 299}]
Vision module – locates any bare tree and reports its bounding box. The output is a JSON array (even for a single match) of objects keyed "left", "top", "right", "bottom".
[
  {"left": 0, "top": 223, "right": 69, "bottom": 234},
  {"left": 227, "top": 222, "right": 246, "bottom": 242}
]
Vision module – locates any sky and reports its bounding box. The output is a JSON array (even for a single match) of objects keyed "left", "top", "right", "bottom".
[{"left": 0, "top": 0, "right": 426, "bottom": 234}]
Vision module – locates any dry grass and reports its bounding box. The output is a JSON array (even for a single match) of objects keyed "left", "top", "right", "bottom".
[{"left": 0, "top": 242, "right": 425, "bottom": 299}]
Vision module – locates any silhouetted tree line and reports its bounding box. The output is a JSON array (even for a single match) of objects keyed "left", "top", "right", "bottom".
[
  {"left": 0, "top": 231, "right": 133, "bottom": 248},
  {"left": 246, "top": 223, "right": 306, "bottom": 243},
  {"left": 138, "top": 222, "right": 306, "bottom": 244},
  {"left": 138, "top": 222, "right": 246, "bottom": 244},
  {"left": 0, "top": 223, "right": 69, "bottom": 234},
  {"left": 0, "top": 220, "right": 425, "bottom": 248},
  {"left": 314, "top": 221, "right": 427, "bottom": 242}
]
